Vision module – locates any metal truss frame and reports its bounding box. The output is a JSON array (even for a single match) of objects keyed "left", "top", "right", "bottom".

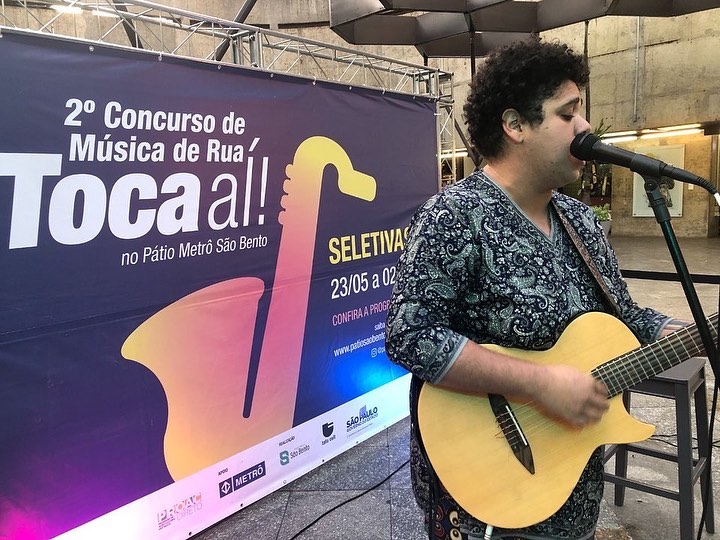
[{"left": 1, "top": 0, "right": 460, "bottom": 184}]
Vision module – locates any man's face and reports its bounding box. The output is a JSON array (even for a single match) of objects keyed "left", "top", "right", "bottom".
[{"left": 522, "top": 80, "right": 591, "bottom": 188}]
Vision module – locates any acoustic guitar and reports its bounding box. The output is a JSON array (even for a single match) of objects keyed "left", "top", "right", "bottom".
[{"left": 417, "top": 311, "right": 717, "bottom": 529}]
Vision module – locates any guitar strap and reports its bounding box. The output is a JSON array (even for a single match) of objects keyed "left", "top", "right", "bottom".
[{"left": 552, "top": 200, "right": 621, "bottom": 317}]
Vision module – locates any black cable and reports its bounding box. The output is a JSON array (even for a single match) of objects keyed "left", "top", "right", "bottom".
[
  {"left": 646, "top": 434, "right": 720, "bottom": 450},
  {"left": 287, "top": 458, "right": 410, "bottom": 540}
]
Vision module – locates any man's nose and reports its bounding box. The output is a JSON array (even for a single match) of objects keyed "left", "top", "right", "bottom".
[{"left": 577, "top": 116, "right": 592, "bottom": 134}]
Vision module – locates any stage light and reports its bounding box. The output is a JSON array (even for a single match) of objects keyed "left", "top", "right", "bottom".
[
  {"left": 639, "top": 128, "right": 703, "bottom": 140},
  {"left": 656, "top": 123, "right": 702, "bottom": 131},
  {"left": 602, "top": 135, "right": 638, "bottom": 144},
  {"left": 602, "top": 130, "right": 637, "bottom": 138},
  {"left": 601, "top": 123, "right": 705, "bottom": 142}
]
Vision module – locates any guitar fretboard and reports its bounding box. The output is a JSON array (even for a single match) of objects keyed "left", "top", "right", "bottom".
[{"left": 591, "top": 314, "right": 718, "bottom": 397}]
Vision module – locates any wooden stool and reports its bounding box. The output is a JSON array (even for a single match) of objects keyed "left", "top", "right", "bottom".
[{"left": 604, "top": 357, "right": 715, "bottom": 540}]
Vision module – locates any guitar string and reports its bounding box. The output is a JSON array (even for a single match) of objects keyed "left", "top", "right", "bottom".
[
  {"left": 492, "top": 318, "right": 716, "bottom": 447},
  {"left": 499, "top": 323, "right": 710, "bottom": 444},
  {"left": 494, "top": 324, "right": 713, "bottom": 448},
  {"left": 596, "top": 323, "right": 704, "bottom": 395},
  {"left": 493, "top": 326, "right": 701, "bottom": 440}
]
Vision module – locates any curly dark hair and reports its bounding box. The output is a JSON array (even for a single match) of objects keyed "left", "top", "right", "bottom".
[{"left": 463, "top": 37, "right": 589, "bottom": 160}]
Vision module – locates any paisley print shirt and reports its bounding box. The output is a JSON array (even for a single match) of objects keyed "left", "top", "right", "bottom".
[{"left": 385, "top": 171, "right": 670, "bottom": 539}]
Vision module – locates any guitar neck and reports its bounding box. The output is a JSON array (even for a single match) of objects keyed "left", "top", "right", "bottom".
[{"left": 592, "top": 313, "right": 718, "bottom": 398}]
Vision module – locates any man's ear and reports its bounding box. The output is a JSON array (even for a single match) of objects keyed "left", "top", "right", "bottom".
[{"left": 501, "top": 109, "right": 524, "bottom": 143}]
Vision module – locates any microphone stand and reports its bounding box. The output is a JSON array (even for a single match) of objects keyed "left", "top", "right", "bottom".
[
  {"left": 642, "top": 175, "right": 719, "bottom": 370},
  {"left": 642, "top": 175, "right": 719, "bottom": 540}
]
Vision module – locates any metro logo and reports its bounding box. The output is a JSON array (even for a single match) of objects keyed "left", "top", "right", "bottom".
[{"left": 218, "top": 461, "right": 266, "bottom": 499}]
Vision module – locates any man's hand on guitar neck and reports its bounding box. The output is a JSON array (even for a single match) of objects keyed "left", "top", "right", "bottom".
[
  {"left": 660, "top": 318, "right": 690, "bottom": 337},
  {"left": 440, "top": 340, "right": 610, "bottom": 429}
]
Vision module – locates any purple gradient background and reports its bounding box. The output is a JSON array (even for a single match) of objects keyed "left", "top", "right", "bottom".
[{"left": 0, "top": 30, "right": 438, "bottom": 538}]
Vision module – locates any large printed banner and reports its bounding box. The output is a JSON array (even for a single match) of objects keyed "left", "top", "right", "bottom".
[{"left": 0, "top": 30, "right": 439, "bottom": 539}]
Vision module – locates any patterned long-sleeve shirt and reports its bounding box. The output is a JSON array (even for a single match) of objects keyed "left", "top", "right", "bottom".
[{"left": 385, "top": 171, "right": 670, "bottom": 539}]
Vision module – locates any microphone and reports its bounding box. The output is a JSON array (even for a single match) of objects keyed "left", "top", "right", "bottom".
[{"left": 570, "top": 132, "right": 718, "bottom": 197}]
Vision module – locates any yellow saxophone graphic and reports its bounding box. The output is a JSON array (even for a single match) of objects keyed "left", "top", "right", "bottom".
[{"left": 122, "top": 137, "right": 376, "bottom": 480}]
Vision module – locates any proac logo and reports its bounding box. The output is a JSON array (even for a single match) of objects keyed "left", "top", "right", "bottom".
[{"left": 157, "top": 493, "right": 203, "bottom": 530}]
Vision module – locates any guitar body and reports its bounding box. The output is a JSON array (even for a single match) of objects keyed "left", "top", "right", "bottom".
[{"left": 417, "top": 312, "right": 656, "bottom": 529}]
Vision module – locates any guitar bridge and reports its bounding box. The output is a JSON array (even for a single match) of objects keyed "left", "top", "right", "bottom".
[{"left": 488, "top": 393, "right": 535, "bottom": 474}]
